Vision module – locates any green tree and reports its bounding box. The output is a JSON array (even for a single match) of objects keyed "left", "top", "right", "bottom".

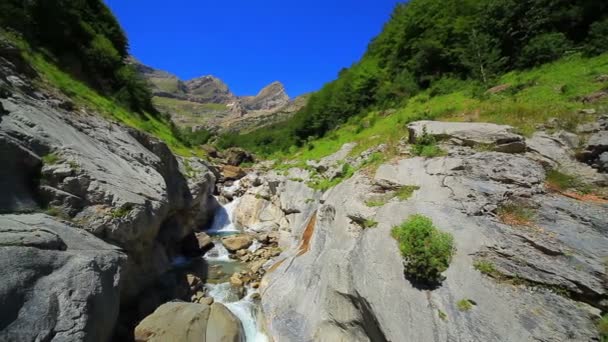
[{"left": 460, "top": 29, "right": 506, "bottom": 84}]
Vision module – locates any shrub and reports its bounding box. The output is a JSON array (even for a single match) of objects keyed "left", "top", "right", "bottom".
[
  {"left": 586, "top": 19, "right": 608, "bottom": 56},
  {"left": 391, "top": 214, "right": 455, "bottom": 285},
  {"left": 518, "top": 33, "right": 572, "bottom": 68},
  {"left": 412, "top": 126, "right": 446, "bottom": 158},
  {"left": 473, "top": 260, "right": 496, "bottom": 275},
  {"left": 42, "top": 153, "right": 60, "bottom": 165}
]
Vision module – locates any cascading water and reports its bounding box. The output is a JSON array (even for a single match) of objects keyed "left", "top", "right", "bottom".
[{"left": 203, "top": 195, "right": 269, "bottom": 342}]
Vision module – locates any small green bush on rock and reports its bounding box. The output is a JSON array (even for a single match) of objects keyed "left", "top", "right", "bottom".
[{"left": 391, "top": 214, "right": 455, "bottom": 286}]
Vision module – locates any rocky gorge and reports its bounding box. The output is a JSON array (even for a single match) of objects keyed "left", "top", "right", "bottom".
[{"left": 1, "top": 24, "right": 608, "bottom": 342}]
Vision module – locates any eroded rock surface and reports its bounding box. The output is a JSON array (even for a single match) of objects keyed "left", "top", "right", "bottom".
[
  {"left": 0, "top": 40, "right": 217, "bottom": 340},
  {"left": 259, "top": 122, "right": 607, "bottom": 342}
]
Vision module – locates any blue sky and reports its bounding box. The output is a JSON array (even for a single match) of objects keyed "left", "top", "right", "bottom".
[{"left": 104, "top": 0, "right": 402, "bottom": 97}]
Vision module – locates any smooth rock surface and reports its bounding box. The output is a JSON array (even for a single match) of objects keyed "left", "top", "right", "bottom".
[
  {"left": 0, "top": 214, "right": 125, "bottom": 342},
  {"left": 134, "top": 302, "right": 243, "bottom": 342}
]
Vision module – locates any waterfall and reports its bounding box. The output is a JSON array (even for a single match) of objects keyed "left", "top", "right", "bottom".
[
  {"left": 202, "top": 194, "right": 269, "bottom": 342},
  {"left": 207, "top": 197, "right": 241, "bottom": 235},
  {"left": 206, "top": 284, "right": 269, "bottom": 342}
]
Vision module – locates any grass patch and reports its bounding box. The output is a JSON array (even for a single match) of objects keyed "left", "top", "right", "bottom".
[
  {"left": 365, "top": 185, "right": 420, "bottom": 207},
  {"left": 365, "top": 198, "right": 389, "bottom": 207},
  {"left": 395, "top": 185, "right": 421, "bottom": 200},
  {"left": 473, "top": 260, "right": 497, "bottom": 275},
  {"left": 362, "top": 219, "right": 378, "bottom": 229},
  {"left": 111, "top": 204, "right": 133, "bottom": 219},
  {"left": 45, "top": 206, "right": 70, "bottom": 220},
  {"left": 546, "top": 169, "right": 592, "bottom": 194},
  {"left": 41, "top": 153, "right": 60, "bottom": 165},
  {"left": 456, "top": 299, "right": 474, "bottom": 311},
  {"left": 307, "top": 164, "right": 355, "bottom": 191},
  {"left": 391, "top": 214, "right": 455, "bottom": 285},
  {"left": 497, "top": 202, "right": 536, "bottom": 227},
  {"left": 438, "top": 309, "right": 448, "bottom": 321}
]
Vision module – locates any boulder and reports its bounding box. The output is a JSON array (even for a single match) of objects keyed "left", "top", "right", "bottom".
[
  {"left": 134, "top": 302, "right": 243, "bottom": 342},
  {"left": 233, "top": 193, "right": 287, "bottom": 229},
  {"left": 0, "top": 214, "right": 125, "bottom": 342},
  {"left": 408, "top": 121, "right": 526, "bottom": 153},
  {"left": 222, "top": 234, "right": 253, "bottom": 252},
  {"left": 206, "top": 303, "right": 244, "bottom": 342},
  {"left": 195, "top": 232, "right": 214, "bottom": 252},
  {"left": 224, "top": 147, "right": 254, "bottom": 166},
  {"left": 221, "top": 165, "right": 246, "bottom": 180}
]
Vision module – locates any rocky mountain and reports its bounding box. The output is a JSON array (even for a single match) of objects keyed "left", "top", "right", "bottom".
[
  {"left": 133, "top": 60, "right": 305, "bottom": 131},
  {"left": 241, "top": 81, "right": 290, "bottom": 111}
]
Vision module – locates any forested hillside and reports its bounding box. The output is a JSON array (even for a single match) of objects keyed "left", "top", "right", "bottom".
[
  {"left": 0, "top": 0, "right": 153, "bottom": 113},
  {"left": 219, "top": 0, "right": 608, "bottom": 155}
]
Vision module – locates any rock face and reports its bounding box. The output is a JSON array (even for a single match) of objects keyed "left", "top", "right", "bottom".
[
  {"left": 259, "top": 122, "right": 607, "bottom": 342},
  {"left": 0, "top": 214, "right": 125, "bottom": 342},
  {"left": 184, "top": 75, "right": 237, "bottom": 104},
  {"left": 0, "top": 39, "right": 217, "bottom": 339},
  {"left": 241, "top": 81, "right": 290, "bottom": 111},
  {"left": 134, "top": 302, "right": 243, "bottom": 342}
]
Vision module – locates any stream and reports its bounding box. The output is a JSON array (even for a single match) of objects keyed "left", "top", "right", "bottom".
[{"left": 202, "top": 194, "right": 269, "bottom": 342}]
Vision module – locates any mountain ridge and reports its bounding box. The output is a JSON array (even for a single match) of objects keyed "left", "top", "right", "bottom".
[{"left": 132, "top": 59, "right": 302, "bottom": 131}]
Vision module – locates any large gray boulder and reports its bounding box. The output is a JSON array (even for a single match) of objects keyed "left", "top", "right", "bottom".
[
  {"left": 0, "top": 214, "right": 125, "bottom": 342},
  {"left": 408, "top": 121, "right": 526, "bottom": 153},
  {"left": 133, "top": 302, "right": 243, "bottom": 342}
]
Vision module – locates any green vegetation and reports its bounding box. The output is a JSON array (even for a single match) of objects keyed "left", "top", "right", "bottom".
[
  {"left": 41, "top": 153, "right": 60, "bottom": 165},
  {"left": 2, "top": 31, "right": 200, "bottom": 157},
  {"left": 412, "top": 127, "right": 445, "bottom": 158},
  {"left": 391, "top": 214, "right": 455, "bottom": 285},
  {"left": 599, "top": 314, "right": 608, "bottom": 342},
  {"left": 307, "top": 163, "right": 355, "bottom": 191},
  {"left": 474, "top": 260, "right": 497, "bottom": 276},
  {"left": 497, "top": 202, "right": 536, "bottom": 226},
  {"left": 111, "top": 205, "right": 133, "bottom": 219},
  {"left": 546, "top": 169, "right": 593, "bottom": 194},
  {"left": 219, "top": 0, "right": 608, "bottom": 157},
  {"left": 362, "top": 219, "right": 379, "bottom": 229},
  {"left": 457, "top": 299, "right": 475, "bottom": 312},
  {"left": 0, "top": 0, "right": 153, "bottom": 113},
  {"left": 45, "top": 206, "right": 70, "bottom": 220},
  {"left": 438, "top": 310, "right": 448, "bottom": 321},
  {"left": 365, "top": 185, "right": 420, "bottom": 207}
]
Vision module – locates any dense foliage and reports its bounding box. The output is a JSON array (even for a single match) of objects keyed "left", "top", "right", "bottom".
[
  {"left": 220, "top": 0, "right": 608, "bottom": 155},
  {"left": 0, "top": 0, "right": 154, "bottom": 113},
  {"left": 391, "top": 215, "right": 455, "bottom": 285}
]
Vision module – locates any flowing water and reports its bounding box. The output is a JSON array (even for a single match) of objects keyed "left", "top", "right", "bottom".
[{"left": 203, "top": 196, "right": 269, "bottom": 342}]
